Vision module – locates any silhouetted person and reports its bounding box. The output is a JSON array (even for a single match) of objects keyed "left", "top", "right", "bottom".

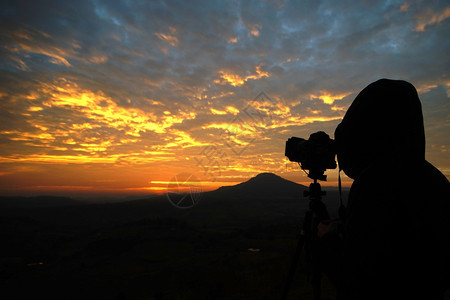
[{"left": 320, "top": 79, "right": 450, "bottom": 299}]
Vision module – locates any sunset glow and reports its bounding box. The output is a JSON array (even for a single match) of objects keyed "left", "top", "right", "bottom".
[{"left": 1, "top": 1, "right": 449, "bottom": 197}]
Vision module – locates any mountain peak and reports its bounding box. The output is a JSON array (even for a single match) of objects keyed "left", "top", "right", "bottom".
[
  {"left": 253, "top": 172, "right": 282, "bottom": 179},
  {"left": 212, "top": 173, "right": 306, "bottom": 199}
]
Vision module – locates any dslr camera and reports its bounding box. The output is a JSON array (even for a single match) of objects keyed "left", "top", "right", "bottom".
[{"left": 285, "top": 131, "right": 336, "bottom": 181}]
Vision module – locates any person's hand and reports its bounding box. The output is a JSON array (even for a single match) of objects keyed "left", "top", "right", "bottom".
[{"left": 317, "top": 221, "right": 334, "bottom": 238}]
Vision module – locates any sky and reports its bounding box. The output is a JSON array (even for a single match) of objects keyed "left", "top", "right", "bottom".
[{"left": 0, "top": 0, "right": 449, "bottom": 197}]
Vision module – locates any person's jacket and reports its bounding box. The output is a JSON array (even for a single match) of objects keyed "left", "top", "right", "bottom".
[{"left": 330, "top": 79, "right": 450, "bottom": 299}]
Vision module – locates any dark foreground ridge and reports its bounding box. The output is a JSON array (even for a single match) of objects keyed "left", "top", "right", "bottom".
[
  {"left": 0, "top": 195, "right": 84, "bottom": 208},
  {"left": 0, "top": 173, "right": 347, "bottom": 299}
]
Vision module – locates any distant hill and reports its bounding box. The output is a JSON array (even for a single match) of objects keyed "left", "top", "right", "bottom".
[
  {"left": 0, "top": 195, "right": 84, "bottom": 209},
  {"left": 0, "top": 173, "right": 346, "bottom": 230},
  {"left": 208, "top": 172, "right": 307, "bottom": 199}
]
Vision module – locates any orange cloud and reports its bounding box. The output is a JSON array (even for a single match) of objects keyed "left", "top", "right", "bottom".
[
  {"left": 164, "top": 130, "right": 210, "bottom": 149},
  {"left": 40, "top": 78, "right": 194, "bottom": 136},
  {"left": 0, "top": 150, "right": 177, "bottom": 165},
  {"left": 3, "top": 130, "right": 55, "bottom": 144},
  {"left": 268, "top": 115, "right": 343, "bottom": 129},
  {"left": 415, "top": 6, "right": 450, "bottom": 31},
  {"left": 89, "top": 55, "right": 108, "bottom": 64},
  {"left": 248, "top": 24, "right": 261, "bottom": 37},
  {"left": 399, "top": 2, "right": 410, "bottom": 12},
  {"left": 210, "top": 106, "right": 240, "bottom": 115},
  {"left": 202, "top": 122, "right": 256, "bottom": 136},
  {"left": 215, "top": 65, "right": 270, "bottom": 86},
  {"left": 16, "top": 42, "right": 71, "bottom": 67},
  {"left": 0, "top": 78, "right": 209, "bottom": 168},
  {"left": 155, "top": 26, "right": 179, "bottom": 46},
  {"left": 27, "top": 106, "right": 43, "bottom": 112},
  {"left": 210, "top": 108, "right": 227, "bottom": 115},
  {"left": 226, "top": 106, "right": 240, "bottom": 115},
  {"left": 309, "top": 90, "right": 351, "bottom": 105}
]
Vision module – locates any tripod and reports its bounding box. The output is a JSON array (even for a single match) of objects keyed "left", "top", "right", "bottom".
[{"left": 281, "top": 178, "right": 330, "bottom": 300}]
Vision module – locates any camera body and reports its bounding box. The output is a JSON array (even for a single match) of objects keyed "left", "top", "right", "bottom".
[{"left": 285, "top": 131, "right": 336, "bottom": 180}]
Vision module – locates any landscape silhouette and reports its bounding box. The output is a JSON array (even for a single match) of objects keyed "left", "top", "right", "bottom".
[
  {"left": 1, "top": 0, "right": 449, "bottom": 298},
  {"left": 0, "top": 173, "right": 346, "bottom": 299},
  {"left": 2, "top": 80, "right": 449, "bottom": 300}
]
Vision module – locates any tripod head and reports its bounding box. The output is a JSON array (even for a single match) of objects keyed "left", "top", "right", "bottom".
[
  {"left": 304, "top": 180, "right": 330, "bottom": 226},
  {"left": 302, "top": 166, "right": 331, "bottom": 222},
  {"left": 306, "top": 168, "right": 328, "bottom": 182}
]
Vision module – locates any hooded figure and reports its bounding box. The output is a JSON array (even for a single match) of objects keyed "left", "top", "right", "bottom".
[{"left": 326, "top": 79, "right": 449, "bottom": 299}]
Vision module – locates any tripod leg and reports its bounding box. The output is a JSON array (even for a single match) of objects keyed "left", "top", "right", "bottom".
[
  {"left": 312, "top": 266, "right": 322, "bottom": 300},
  {"left": 281, "top": 232, "right": 306, "bottom": 300}
]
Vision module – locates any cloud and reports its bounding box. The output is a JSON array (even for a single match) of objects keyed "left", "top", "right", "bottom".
[
  {"left": 0, "top": 0, "right": 448, "bottom": 193},
  {"left": 215, "top": 65, "right": 270, "bottom": 86},
  {"left": 415, "top": 5, "right": 450, "bottom": 31}
]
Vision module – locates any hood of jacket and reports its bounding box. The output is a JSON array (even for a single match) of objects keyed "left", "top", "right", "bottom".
[{"left": 334, "top": 79, "right": 425, "bottom": 180}]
